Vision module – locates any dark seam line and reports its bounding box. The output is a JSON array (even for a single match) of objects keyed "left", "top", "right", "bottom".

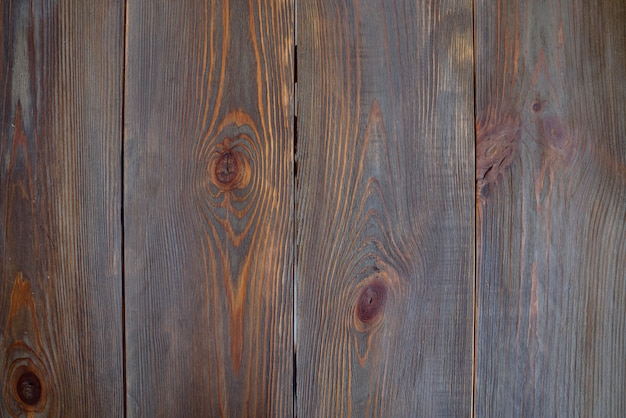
[
  {"left": 293, "top": 9, "right": 298, "bottom": 415},
  {"left": 471, "top": 0, "right": 478, "bottom": 417},
  {"left": 121, "top": 0, "right": 128, "bottom": 417}
]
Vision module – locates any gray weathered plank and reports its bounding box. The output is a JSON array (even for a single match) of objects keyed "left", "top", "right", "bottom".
[{"left": 475, "top": 0, "right": 626, "bottom": 416}]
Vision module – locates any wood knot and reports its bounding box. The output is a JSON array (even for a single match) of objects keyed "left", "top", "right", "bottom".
[
  {"left": 476, "top": 114, "right": 521, "bottom": 201},
  {"left": 215, "top": 150, "right": 240, "bottom": 184},
  {"left": 16, "top": 370, "right": 41, "bottom": 406},
  {"left": 541, "top": 115, "right": 567, "bottom": 149},
  {"left": 356, "top": 282, "right": 387, "bottom": 323},
  {"left": 534, "top": 114, "right": 576, "bottom": 163},
  {"left": 7, "top": 362, "right": 47, "bottom": 412},
  {"left": 209, "top": 137, "right": 250, "bottom": 191},
  {"left": 532, "top": 101, "right": 542, "bottom": 112}
]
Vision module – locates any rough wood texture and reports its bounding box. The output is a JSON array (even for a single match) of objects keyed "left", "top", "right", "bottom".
[
  {"left": 296, "top": 0, "right": 474, "bottom": 416},
  {"left": 0, "top": 1, "right": 124, "bottom": 416},
  {"left": 475, "top": 0, "right": 626, "bottom": 416},
  {"left": 124, "top": 1, "right": 293, "bottom": 416}
]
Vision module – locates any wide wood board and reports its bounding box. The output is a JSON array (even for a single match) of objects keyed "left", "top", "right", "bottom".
[
  {"left": 124, "top": 0, "right": 294, "bottom": 416},
  {"left": 475, "top": 0, "right": 626, "bottom": 416},
  {"left": 296, "top": 1, "right": 475, "bottom": 416},
  {"left": 0, "top": 1, "right": 125, "bottom": 416}
]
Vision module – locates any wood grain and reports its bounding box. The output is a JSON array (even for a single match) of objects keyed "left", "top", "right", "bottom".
[
  {"left": 296, "top": 0, "right": 474, "bottom": 416},
  {"left": 0, "top": 1, "right": 124, "bottom": 416},
  {"left": 475, "top": 0, "right": 626, "bottom": 416},
  {"left": 123, "top": 0, "right": 293, "bottom": 416}
]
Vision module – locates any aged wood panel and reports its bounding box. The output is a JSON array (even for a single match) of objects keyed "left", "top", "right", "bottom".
[
  {"left": 475, "top": 0, "right": 626, "bottom": 416},
  {"left": 0, "top": 1, "right": 124, "bottom": 416},
  {"left": 124, "top": 1, "right": 293, "bottom": 416},
  {"left": 296, "top": 0, "right": 474, "bottom": 416}
]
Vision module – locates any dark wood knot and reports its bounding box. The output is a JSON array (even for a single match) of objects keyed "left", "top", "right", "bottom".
[
  {"left": 209, "top": 137, "right": 250, "bottom": 191},
  {"left": 8, "top": 363, "right": 46, "bottom": 412},
  {"left": 215, "top": 150, "right": 240, "bottom": 184},
  {"left": 16, "top": 371, "right": 41, "bottom": 406},
  {"left": 356, "top": 282, "right": 387, "bottom": 323},
  {"left": 532, "top": 101, "right": 542, "bottom": 112}
]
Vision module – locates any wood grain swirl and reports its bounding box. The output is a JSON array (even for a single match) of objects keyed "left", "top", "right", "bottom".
[
  {"left": 0, "top": 1, "right": 124, "bottom": 416},
  {"left": 297, "top": 1, "right": 474, "bottom": 416},
  {"left": 124, "top": 0, "right": 293, "bottom": 416},
  {"left": 475, "top": 0, "right": 626, "bottom": 416}
]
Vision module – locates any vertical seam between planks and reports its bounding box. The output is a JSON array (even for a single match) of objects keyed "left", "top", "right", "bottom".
[
  {"left": 293, "top": 10, "right": 298, "bottom": 415},
  {"left": 121, "top": 0, "right": 128, "bottom": 416},
  {"left": 293, "top": 1, "right": 298, "bottom": 414},
  {"left": 471, "top": 0, "right": 478, "bottom": 416}
]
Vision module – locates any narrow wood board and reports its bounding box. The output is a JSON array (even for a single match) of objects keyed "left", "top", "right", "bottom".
[
  {"left": 475, "top": 0, "right": 626, "bottom": 416},
  {"left": 0, "top": 1, "right": 124, "bottom": 416},
  {"left": 296, "top": 0, "right": 475, "bottom": 416},
  {"left": 124, "top": 1, "right": 294, "bottom": 416}
]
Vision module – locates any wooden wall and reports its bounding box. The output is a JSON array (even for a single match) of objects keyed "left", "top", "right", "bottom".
[{"left": 1, "top": 0, "right": 624, "bottom": 416}]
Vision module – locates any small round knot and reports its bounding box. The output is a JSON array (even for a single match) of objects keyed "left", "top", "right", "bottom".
[
  {"left": 356, "top": 283, "right": 387, "bottom": 323},
  {"left": 16, "top": 371, "right": 41, "bottom": 406},
  {"left": 532, "top": 101, "right": 541, "bottom": 112}
]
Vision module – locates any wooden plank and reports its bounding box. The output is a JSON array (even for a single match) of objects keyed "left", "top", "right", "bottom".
[
  {"left": 475, "top": 0, "right": 626, "bottom": 416},
  {"left": 296, "top": 0, "right": 474, "bottom": 416},
  {"left": 124, "top": 1, "right": 294, "bottom": 416},
  {"left": 0, "top": 1, "right": 124, "bottom": 416}
]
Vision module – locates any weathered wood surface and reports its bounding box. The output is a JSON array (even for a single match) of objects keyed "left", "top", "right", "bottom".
[
  {"left": 0, "top": 1, "right": 124, "bottom": 417},
  {"left": 296, "top": 0, "right": 475, "bottom": 416},
  {"left": 124, "top": 0, "right": 294, "bottom": 416},
  {"left": 475, "top": 0, "right": 626, "bottom": 416},
  {"left": 2, "top": 0, "right": 625, "bottom": 416}
]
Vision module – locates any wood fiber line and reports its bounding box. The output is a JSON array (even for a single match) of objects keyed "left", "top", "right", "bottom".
[
  {"left": 124, "top": 0, "right": 294, "bottom": 416},
  {"left": 475, "top": 0, "right": 626, "bottom": 416},
  {"left": 297, "top": 0, "right": 475, "bottom": 416},
  {"left": 0, "top": 1, "right": 125, "bottom": 416}
]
